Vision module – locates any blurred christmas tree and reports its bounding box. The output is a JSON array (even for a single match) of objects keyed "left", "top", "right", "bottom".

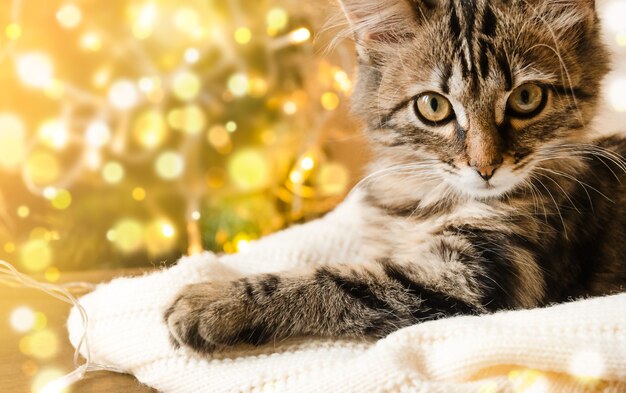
[{"left": 0, "top": 0, "right": 367, "bottom": 274}]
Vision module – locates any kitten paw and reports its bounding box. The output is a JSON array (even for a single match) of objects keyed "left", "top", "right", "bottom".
[{"left": 164, "top": 281, "right": 272, "bottom": 353}]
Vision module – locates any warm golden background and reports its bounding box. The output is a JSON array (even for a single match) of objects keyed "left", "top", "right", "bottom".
[{"left": 0, "top": 0, "right": 371, "bottom": 277}]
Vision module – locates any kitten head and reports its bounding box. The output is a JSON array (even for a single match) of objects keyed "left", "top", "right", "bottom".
[{"left": 340, "top": 0, "right": 610, "bottom": 199}]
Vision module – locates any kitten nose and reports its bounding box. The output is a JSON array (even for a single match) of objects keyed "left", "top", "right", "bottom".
[{"left": 473, "top": 164, "right": 499, "bottom": 181}]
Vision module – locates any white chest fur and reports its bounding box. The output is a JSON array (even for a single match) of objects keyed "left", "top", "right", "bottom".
[{"left": 361, "top": 198, "right": 507, "bottom": 263}]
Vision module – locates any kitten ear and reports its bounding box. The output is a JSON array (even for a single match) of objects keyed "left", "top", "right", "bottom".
[
  {"left": 530, "top": 0, "right": 598, "bottom": 35},
  {"left": 549, "top": 0, "right": 599, "bottom": 40},
  {"left": 338, "top": 0, "right": 435, "bottom": 58}
]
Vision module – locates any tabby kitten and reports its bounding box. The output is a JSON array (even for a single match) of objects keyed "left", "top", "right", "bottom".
[{"left": 166, "top": 0, "right": 626, "bottom": 353}]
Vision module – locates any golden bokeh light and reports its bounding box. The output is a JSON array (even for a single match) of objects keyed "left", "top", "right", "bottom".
[
  {"left": 132, "top": 187, "right": 147, "bottom": 201},
  {"left": 38, "top": 119, "right": 69, "bottom": 150},
  {"left": 80, "top": 32, "right": 102, "bottom": 51},
  {"left": 85, "top": 121, "right": 111, "bottom": 148},
  {"left": 172, "top": 70, "right": 201, "bottom": 101},
  {"left": 288, "top": 27, "right": 311, "bottom": 43},
  {"left": 4, "top": 241, "right": 16, "bottom": 253},
  {"left": 300, "top": 156, "right": 315, "bottom": 171},
  {"left": 228, "top": 148, "right": 270, "bottom": 191},
  {"left": 34, "top": 312, "right": 48, "bottom": 331},
  {"left": 207, "top": 125, "right": 232, "bottom": 154},
  {"left": 155, "top": 151, "right": 185, "bottom": 179},
  {"left": 289, "top": 168, "right": 304, "bottom": 184},
  {"left": 227, "top": 73, "right": 249, "bottom": 97},
  {"left": 84, "top": 149, "right": 102, "bottom": 170},
  {"left": 0, "top": 113, "right": 26, "bottom": 169},
  {"left": 25, "top": 151, "right": 61, "bottom": 186},
  {"left": 56, "top": 3, "right": 82, "bottom": 29},
  {"left": 321, "top": 92, "right": 340, "bottom": 111},
  {"left": 108, "top": 79, "right": 139, "bottom": 110},
  {"left": 50, "top": 189, "right": 72, "bottom": 210},
  {"left": 233, "top": 233, "right": 252, "bottom": 253},
  {"left": 92, "top": 66, "right": 111, "bottom": 88},
  {"left": 19, "top": 239, "right": 53, "bottom": 273},
  {"left": 110, "top": 219, "right": 144, "bottom": 253},
  {"left": 234, "top": 27, "right": 252, "bottom": 45},
  {"left": 283, "top": 101, "right": 297, "bottom": 115},
  {"left": 167, "top": 104, "right": 206, "bottom": 134},
  {"left": 5, "top": 23, "right": 22, "bottom": 40},
  {"left": 225, "top": 121, "right": 237, "bottom": 132},
  {"left": 131, "top": 2, "right": 158, "bottom": 39},
  {"left": 102, "top": 161, "right": 125, "bottom": 184},
  {"left": 162, "top": 223, "right": 175, "bottom": 237},
  {"left": 17, "top": 52, "right": 54, "bottom": 88},
  {"left": 44, "top": 267, "right": 61, "bottom": 282},
  {"left": 133, "top": 109, "right": 167, "bottom": 148},
  {"left": 138, "top": 76, "right": 155, "bottom": 92},
  {"left": 145, "top": 219, "right": 177, "bottom": 255},
  {"left": 10, "top": 306, "right": 36, "bottom": 333},
  {"left": 139, "top": 76, "right": 165, "bottom": 103},
  {"left": 43, "top": 79, "right": 65, "bottom": 100},
  {"left": 266, "top": 8, "right": 288, "bottom": 35},
  {"left": 285, "top": 148, "right": 329, "bottom": 198},
  {"left": 173, "top": 6, "right": 201, "bottom": 36},
  {"left": 333, "top": 70, "right": 352, "bottom": 92},
  {"left": 17, "top": 205, "right": 30, "bottom": 218},
  {"left": 43, "top": 187, "right": 58, "bottom": 201},
  {"left": 247, "top": 76, "right": 268, "bottom": 98},
  {"left": 184, "top": 47, "right": 200, "bottom": 63}
]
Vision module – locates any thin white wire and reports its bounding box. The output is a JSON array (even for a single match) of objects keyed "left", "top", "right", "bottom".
[{"left": 0, "top": 260, "right": 126, "bottom": 392}]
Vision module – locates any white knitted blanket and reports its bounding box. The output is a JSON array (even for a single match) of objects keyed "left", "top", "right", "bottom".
[{"left": 67, "top": 196, "right": 626, "bottom": 392}]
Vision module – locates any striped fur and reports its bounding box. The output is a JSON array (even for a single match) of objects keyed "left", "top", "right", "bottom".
[{"left": 166, "top": 0, "right": 626, "bottom": 353}]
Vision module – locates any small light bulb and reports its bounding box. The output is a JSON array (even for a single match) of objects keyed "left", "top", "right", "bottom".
[
  {"left": 289, "top": 28, "right": 311, "bottom": 43},
  {"left": 17, "top": 53, "right": 54, "bottom": 88},
  {"left": 184, "top": 48, "right": 200, "bottom": 63},
  {"left": 85, "top": 121, "right": 111, "bottom": 148}
]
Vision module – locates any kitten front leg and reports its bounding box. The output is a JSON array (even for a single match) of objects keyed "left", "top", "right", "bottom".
[{"left": 165, "top": 260, "right": 481, "bottom": 353}]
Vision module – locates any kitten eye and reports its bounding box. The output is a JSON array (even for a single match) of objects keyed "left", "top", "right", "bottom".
[
  {"left": 414, "top": 92, "right": 454, "bottom": 125},
  {"left": 507, "top": 84, "right": 546, "bottom": 118}
]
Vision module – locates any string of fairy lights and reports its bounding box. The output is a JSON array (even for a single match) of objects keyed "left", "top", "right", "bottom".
[{"left": 2, "top": 0, "right": 626, "bottom": 392}]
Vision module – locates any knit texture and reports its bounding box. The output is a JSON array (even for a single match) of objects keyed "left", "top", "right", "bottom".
[{"left": 67, "top": 195, "right": 626, "bottom": 392}]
